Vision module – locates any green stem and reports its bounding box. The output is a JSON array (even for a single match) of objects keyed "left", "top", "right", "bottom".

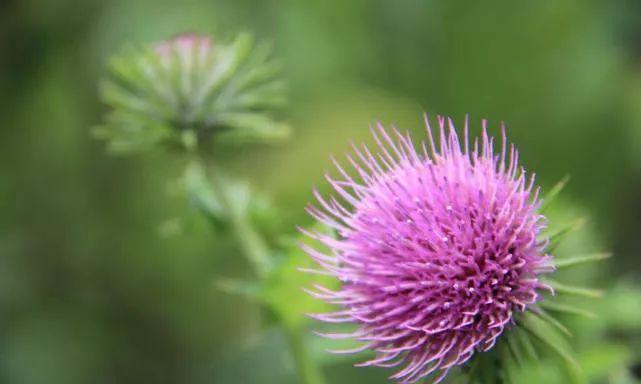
[
  {"left": 190, "top": 154, "right": 325, "bottom": 384},
  {"left": 207, "top": 163, "right": 272, "bottom": 279},
  {"left": 285, "top": 325, "right": 326, "bottom": 384},
  {"left": 231, "top": 214, "right": 272, "bottom": 278}
]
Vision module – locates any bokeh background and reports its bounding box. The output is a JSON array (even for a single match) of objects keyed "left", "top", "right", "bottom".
[{"left": 2, "top": 0, "right": 641, "bottom": 383}]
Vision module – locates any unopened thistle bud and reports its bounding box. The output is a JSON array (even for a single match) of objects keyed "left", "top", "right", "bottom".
[{"left": 96, "top": 32, "right": 288, "bottom": 153}]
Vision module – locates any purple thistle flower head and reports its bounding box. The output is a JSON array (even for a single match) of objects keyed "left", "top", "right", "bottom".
[{"left": 303, "top": 116, "right": 554, "bottom": 383}]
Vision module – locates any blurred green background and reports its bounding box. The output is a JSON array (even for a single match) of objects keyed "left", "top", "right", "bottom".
[{"left": 2, "top": 0, "right": 641, "bottom": 383}]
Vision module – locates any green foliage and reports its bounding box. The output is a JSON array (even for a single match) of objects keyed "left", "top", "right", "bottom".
[
  {"left": 183, "top": 158, "right": 282, "bottom": 240},
  {"left": 209, "top": 222, "right": 339, "bottom": 330},
  {"left": 261, "top": 225, "right": 339, "bottom": 329}
]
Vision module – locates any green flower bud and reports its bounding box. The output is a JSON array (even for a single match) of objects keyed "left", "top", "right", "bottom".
[{"left": 95, "top": 32, "right": 289, "bottom": 154}]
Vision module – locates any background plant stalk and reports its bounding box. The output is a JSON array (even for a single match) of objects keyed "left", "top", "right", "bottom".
[{"left": 193, "top": 151, "right": 326, "bottom": 384}]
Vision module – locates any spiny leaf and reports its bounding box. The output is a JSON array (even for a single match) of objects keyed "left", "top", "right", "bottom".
[
  {"left": 545, "top": 279, "right": 604, "bottom": 298},
  {"left": 554, "top": 252, "right": 612, "bottom": 269},
  {"left": 516, "top": 329, "right": 539, "bottom": 362},
  {"left": 505, "top": 333, "right": 525, "bottom": 367},
  {"left": 533, "top": 308, "right": 572, "bottom": 337},
  {"left": 499, "top": 344, "right": 517, "bottom": 384},
  {"left": 547, "top": 218, "right": 586, "bottom": 252},
  {"left": 539, "top": 302, "right": 596, "bottom": 318},
  {"left": 261, "top": 223, "right": 340, "bottom": 328},
  {"left": 540, "top": 175, "right": 570, "bottom": 213},
  {"left": 520, "top": 314, "right": 584, "bottom": 383}
]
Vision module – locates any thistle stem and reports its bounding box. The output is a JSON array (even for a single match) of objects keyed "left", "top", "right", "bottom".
[
  {"left": 211, "top": 170, "right": 270, "bottom": 280},
  {"left": 206, "top": 162, "right": 271, "bottom": 279},
  {"left": 285, "top": 325, "right": 326, "bottom": 384},
  {"left": 229, "top": 213, "right": 272, "bottom": 279},
  {"left": 190, "top": 154, "right": 325, "bottom": 384}
]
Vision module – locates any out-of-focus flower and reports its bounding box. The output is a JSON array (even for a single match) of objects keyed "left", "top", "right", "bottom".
[
  {"left": 154, "top": 33, "right": 213, "bottom": 67},
  {"left": 95, "top": 32, "right": 288, "bottom": 153},
  {"left": 302, "top": 116, "right": 554, "bottom": 383}
]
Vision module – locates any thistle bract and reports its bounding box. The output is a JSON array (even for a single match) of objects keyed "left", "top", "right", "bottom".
[
  {"left": 303, "top": 116, "right": 554, "bottom": 383},
  {"left": 96, "top": 32, "right": 288, "bottom": 153}
]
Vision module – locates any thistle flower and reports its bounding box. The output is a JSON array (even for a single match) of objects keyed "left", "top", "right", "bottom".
[
  {"left": 302, "top": 116, "right": 555, "bottom": 383},
  {"left": 95, "top": 32, "right": 288, "bottom": 153}
]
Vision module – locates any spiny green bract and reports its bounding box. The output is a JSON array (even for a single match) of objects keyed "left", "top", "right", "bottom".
[{"left": 95, "top": 32, "right": 289, "bottom": 154}]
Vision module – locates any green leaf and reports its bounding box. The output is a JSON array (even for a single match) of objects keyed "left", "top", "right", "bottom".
[
  {"left": 532, "top": 308, "right": 572, "bottom": 337},
  {"left": 516, "top": 329, "right": 539, "bottom": 363},
  {"left": 499, "top": 344, "right": 518, "bottom": 384},
  {"left": 540, "top": 175, "right": 570, "bottom": 213},
  {"left": 538, "top": 302, "right": 596, "bottom": 318},
  {"left": 260, "top": 224, "right": 339, "bottom": 328},
  {"left": 505, "top": 333, "right": 525, "bottom": 367},
  {"left": 544, "top": 279, "right": 604, "bottom": 298},
  {"left": 520, "top": 314, "right": 584, "bottom": 384},
  {"left": 546, "top": 218, "right": 586, "bottom": 252},
  {"left": 554, "top": 252, "right": 611, "bottom": 269}
]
